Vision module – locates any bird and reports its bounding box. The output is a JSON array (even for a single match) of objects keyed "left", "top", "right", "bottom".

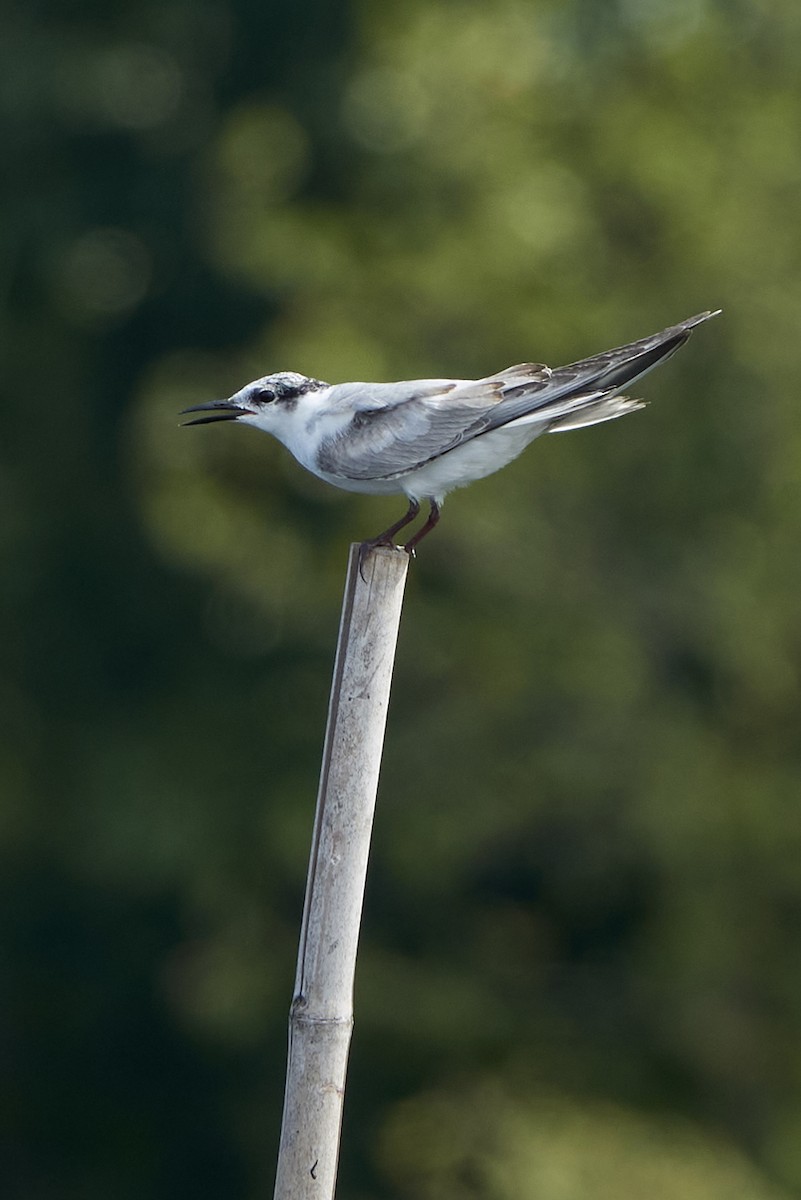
[{"left": 183, "top": 309, "right": 720, "bottom": 555}]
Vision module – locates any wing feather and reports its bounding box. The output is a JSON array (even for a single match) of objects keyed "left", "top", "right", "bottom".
[{"left": 317, "top": 379, "right": 506, "bottom": 480}]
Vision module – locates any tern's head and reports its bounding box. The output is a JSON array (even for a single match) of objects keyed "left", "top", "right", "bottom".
[{"left": 182, "top": 371, "right": 327, "bottom": 430}]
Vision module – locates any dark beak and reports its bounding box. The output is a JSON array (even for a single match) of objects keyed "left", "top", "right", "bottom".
[{"left": 181, "top": 400, "right": 252, "bottom": 427}]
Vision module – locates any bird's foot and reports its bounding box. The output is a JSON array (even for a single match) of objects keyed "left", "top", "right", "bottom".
[
  {"left": 357, "top": 536, "right": 401, "bottom": 582},
  {"left": 357, "top": 498, "right": 429, "bottom": 580}
]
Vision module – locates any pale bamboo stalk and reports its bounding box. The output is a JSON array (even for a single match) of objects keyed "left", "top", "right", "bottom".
[{"left": 273, "top": 542, "right": 410, "bottom": 1200}]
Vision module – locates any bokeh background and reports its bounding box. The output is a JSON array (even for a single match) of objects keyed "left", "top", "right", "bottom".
[{"left": 4, "top": 0, "right": 801, "bottom": 1196}]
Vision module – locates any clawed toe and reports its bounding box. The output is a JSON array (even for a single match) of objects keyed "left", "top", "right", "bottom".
[{"left": 357, "top": 537, "right": 395, "bottom": 581}]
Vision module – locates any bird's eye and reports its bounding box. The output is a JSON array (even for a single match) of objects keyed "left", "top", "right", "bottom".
[{"left": 258, "top": 388, "right": 276, "bottom": 403}]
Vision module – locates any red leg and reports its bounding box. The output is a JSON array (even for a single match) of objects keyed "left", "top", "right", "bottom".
[
  {"left": 358, "top": 498, "right": 421, "bottom": 580},
  {"left": 403, "top": 500, "right": 440, "bottom": 554},
  {"left": 365, "top": 497, "right": 421, "bottom": 548}
]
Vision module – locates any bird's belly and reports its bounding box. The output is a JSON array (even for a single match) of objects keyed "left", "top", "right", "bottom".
[
  {"left": 398, "top": 423, "right": 546, "bottom": 500},
  {"left": 310, "top": 469, "right": 407, "bottom": 496}
]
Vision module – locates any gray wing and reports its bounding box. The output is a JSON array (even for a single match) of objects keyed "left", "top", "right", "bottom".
[
  {"left": 315, "top": 373, "right": 549, "bottom": 480},
  {"left": 317, "top": 311, "right": 719, "bottom": 481}
]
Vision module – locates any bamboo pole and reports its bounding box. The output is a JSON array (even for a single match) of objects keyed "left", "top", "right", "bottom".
[{"left": 273, "top": 542, "right": 410, "bottom": 1200}]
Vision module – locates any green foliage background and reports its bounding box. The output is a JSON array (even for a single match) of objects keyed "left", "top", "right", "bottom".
[{"left": 3, "top": 0, "right": 801, "bottom": 1196}]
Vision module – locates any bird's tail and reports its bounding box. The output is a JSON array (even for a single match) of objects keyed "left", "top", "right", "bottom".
[
  {"left": 546, "top": 394, "right": 646, "bottom": 433},
  {"left": 491, "top": 309, "right": 720, "bottom": 435}
]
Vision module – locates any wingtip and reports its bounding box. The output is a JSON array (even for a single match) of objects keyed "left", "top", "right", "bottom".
[
  {"left": 689, "top": 308, "right": 723, "bottom": 325},
  {"left": 667, "top": 308, "right": 722, "bottom": 341}
]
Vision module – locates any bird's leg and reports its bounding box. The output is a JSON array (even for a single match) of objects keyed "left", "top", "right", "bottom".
[
  {"left": 366, "top": 498, "right": 421, "bottom": 547},
  {"left": 358, "top": 498, "right": 421, "bottom": 579},
  {"left": 403, "top": 500, "right": 441, "bottom": 555}
]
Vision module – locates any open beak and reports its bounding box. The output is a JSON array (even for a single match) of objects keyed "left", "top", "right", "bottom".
[{"left": 181, "top": 400, "right": 253, "bottom": 426}]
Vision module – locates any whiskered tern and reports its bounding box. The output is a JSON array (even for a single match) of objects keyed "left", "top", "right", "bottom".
[{"left": 183, "top": 310, "right": 720, "bottom": 554}]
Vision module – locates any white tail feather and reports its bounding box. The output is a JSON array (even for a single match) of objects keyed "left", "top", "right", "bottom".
[{"left": 547, "top": 395, "right": 646, "bottom": 433}]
